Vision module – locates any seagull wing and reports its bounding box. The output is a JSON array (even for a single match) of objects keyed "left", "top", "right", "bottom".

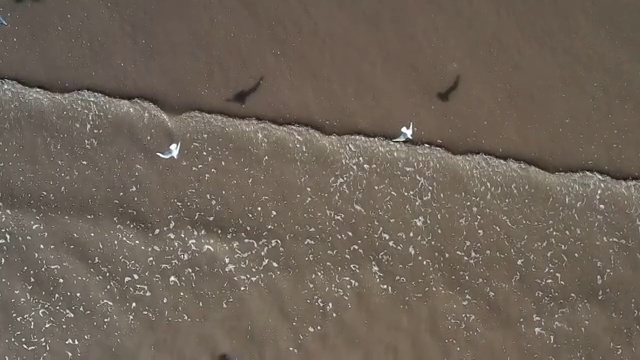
[
  {"left": 392, "top": 134, "right": 407, "bottom": 142},
  {"left": 156, "top": 150, "right": 172, "bottom": 159},
  {"left": 173, "top": 142, "right": 181, "bottom": 158}
]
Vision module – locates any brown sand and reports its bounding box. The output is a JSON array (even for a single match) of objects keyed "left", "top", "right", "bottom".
[
  {"left": 0, "top": 0, "right": 638, "bottom": 177},
  {"left": 1, "top": 1, "right": 640, "bottom": 359}
]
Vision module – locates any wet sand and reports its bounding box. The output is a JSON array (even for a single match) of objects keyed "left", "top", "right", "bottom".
[{"left": 0, "top": 0, "right": 638, "bottom": 177}]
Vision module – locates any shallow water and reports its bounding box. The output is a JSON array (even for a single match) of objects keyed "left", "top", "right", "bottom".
[{"left": 0, "top": 80, "right": 639, "bottom": 359}]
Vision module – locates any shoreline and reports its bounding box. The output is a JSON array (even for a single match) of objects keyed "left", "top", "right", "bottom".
[
  {"left": 0, "top": 1, "right": 638, "bottom": 179},
  {"left": 2, "top": 78, "right": 638, "bottom": 184}
]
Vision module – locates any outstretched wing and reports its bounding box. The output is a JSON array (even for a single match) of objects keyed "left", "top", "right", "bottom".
[
  {"left": 392, "top": 134, "right": 407, "bottom": 142},
  {"left": 156, "top": 151, "right": 172, "bottom": 159},
  {"left": 174, "top": 142, "right": 181, "bottom": 157}
]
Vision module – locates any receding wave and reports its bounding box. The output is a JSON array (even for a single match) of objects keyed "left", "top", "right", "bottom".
[{"left": 0, "top": 80, "right": 638, "bottom": 359}]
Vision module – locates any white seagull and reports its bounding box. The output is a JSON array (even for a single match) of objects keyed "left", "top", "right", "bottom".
[
  {"left": 156, "top": 142, "right": 181, "bottom": 159},
  {"left": 392, "top": 122, "right": 413, "bottom": 142}
]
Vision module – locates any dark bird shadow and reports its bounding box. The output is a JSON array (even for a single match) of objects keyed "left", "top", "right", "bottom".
[
  {"left": 15, "top": 0, "right": 42, "bottom": 3},
  {"left": 436, "top": 75, "right": 460, "bottom": 102},
  {"left": 226, "top": 76, "right": 264, "bottom": 106}
]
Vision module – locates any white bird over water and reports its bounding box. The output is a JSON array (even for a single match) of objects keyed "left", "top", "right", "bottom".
[
  {"left": 392, "top": 122, "right": 413, "bottom": 142},
  {"left": 156, "top": 142, "right": 181, "bottom": 159}
]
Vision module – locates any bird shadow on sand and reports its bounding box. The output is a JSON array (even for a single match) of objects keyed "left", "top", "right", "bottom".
[
  {"left": 437, "top": 74, "right": 460, "bottom": 102},
  {"left": 15, "top": 0, "right": 43, "bottom": 3},
  {"left": 225, "top": 76, "right": 264, "bottom": 106},
  {"left": 216, "top": 353, "right": 239, "bottom": 360}
]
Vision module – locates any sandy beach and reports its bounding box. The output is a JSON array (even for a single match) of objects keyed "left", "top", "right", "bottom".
[
  {"left": 0, "top": 1, "right": 639, "bottom": 359},
  {"left": 0, "top": 0, "right": 638, "bottom": 177}
]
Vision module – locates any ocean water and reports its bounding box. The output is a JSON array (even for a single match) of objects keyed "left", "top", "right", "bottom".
[{"left": 0, "top": 80, "right": 639, "bottom": 359}]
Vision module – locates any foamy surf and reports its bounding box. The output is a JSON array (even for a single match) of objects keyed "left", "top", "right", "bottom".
[{"left": 0, "top": 80, "right": 638, "bottom": 359}]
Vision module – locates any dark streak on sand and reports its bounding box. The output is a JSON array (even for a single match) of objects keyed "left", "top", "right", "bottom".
[{"left": 217, "top": 353, "right": 235, "bottom": 360}]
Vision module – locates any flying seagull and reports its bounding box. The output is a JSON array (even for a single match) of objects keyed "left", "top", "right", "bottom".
[
  {"left": 392, "top": 122, "right": 413, "bottom": 142},
  {"left": 0, "top": 16, "right": 8, "bottom": 27},
  {"left": 156, "top": 142, "right": 181, "bottom": 159}
]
